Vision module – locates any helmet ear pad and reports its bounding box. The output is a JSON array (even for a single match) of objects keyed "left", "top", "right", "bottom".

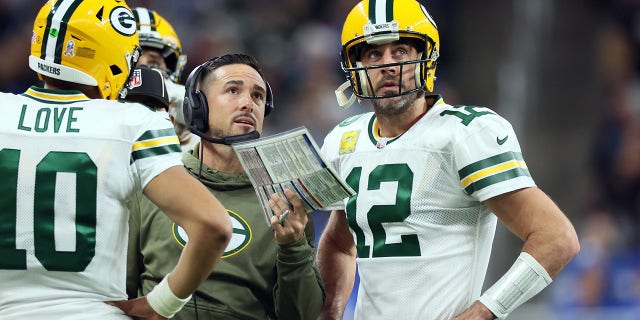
[
  {"left": 415, "top": 51, "right": 424, "bottom": 90},
  {"left": 355, "top": 61, "right": 370, "bottom": 97}
]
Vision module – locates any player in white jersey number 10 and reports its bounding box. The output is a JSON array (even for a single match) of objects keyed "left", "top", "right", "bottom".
[{"left": 0, "top": 1, "right": 231, "bottom": 319}]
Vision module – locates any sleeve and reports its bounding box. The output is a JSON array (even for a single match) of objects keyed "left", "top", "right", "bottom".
[
  {"left": 319, "top": 126, "right": 347, "bottom": 211},
  {"left": 453, "top": 111, "right": 536, "bottom": 202},
  {"left": 130, "top": 111, "right": 183, "bottom": 189},
  {"left": 273, "top": 212, "right": 325, "bottom": 319}
]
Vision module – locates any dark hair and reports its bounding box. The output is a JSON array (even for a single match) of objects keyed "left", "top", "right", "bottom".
[{"left": 199, "top": 53, "right": 266, "bottom": 89}]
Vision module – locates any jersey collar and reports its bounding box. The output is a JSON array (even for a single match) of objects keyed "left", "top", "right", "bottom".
[
  {"left": 22, "top": 86, "right": 91, "bottom": 104},
  {"left": 367, "top": 94, "right": 445, "bottom": 148}
]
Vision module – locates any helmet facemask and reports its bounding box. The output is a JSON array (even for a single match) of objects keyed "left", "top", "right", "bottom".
[{"left": 341, "top": 34, "right": 438, "bottom": 101}]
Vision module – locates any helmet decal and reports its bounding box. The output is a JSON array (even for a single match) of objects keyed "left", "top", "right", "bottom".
[
  {"left": 63, "top": 40, "right": 75, "bottom": 57},
  {"left": 110, "top": 6, "right": 137, "bottom": 36}
]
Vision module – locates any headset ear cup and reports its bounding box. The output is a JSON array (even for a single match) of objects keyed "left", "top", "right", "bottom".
[
  {"left": 192, "top": 91, "right": 209, "bottom": 132},
  {"left": 264, "top": 81, "right": 274, "bottom": 116},
  {"left": 183, "top": 95, "right": 193, "bottom": 129},
  {"left": 183, "top": 64, "right": 202, "bottom": 133}
]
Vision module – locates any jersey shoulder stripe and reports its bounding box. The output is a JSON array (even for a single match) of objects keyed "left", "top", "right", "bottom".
[
  {"left": 132, "top": 128, "right": 181, "bottom": 161},
  {"left": 458, "top": 151, "right": 531, "bottom": 195}
]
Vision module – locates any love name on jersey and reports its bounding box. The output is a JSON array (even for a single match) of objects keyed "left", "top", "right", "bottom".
[{"left": 17, "top": 104, "right": 82, "bottom": 133}]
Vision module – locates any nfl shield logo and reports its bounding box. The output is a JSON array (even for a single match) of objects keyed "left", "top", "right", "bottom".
[{"left": 128, "top": 69, "right": 142, "bottom": 89}]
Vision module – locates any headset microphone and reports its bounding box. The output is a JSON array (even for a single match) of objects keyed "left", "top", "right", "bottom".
[{"left": 189, "top": 127, "right": 260, "bottom": 145}]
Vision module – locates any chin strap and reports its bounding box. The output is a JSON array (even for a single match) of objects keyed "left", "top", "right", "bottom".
[{"left": 335, "top": 80, "right": 357, "bottom": 110}]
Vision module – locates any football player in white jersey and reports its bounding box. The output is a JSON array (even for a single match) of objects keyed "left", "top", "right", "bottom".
[
  {"left": 132, "top": 7, "right": 199, "bottom": 152},
  {"left": 0, "top": 1, "right": 231, "bottom": 319},
  {"left": 316, "top": 0, "right": 580, "bottom": 319}
]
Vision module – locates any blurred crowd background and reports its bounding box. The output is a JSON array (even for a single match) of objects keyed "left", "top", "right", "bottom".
[{"left": 2, "top": 0, "right": 640, "bottom": 318}]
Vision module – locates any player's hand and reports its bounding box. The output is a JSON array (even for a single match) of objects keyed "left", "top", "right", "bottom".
[
  {"left": 450, "top": 300, "right": 496, "bottom": 320},
  {"left": 268, "top": 188, "right": 307, "bottom": 244},
  {"left": 107, "top": 297, "right": 167, "bottom": 320}
]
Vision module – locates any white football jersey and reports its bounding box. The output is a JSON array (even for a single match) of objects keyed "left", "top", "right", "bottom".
[
  {"left": 320, "top": 96, "right": 536, "bottom": 320},
  {"left": 0, "top": 87, "right": 182, "bottom": 319}
]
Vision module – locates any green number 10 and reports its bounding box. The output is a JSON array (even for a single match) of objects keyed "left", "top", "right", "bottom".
[{"left": 0, "top": 148, "right": 97, "bottom": 271}]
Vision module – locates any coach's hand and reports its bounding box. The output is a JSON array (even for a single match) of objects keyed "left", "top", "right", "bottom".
[{"left": 268, "top": 188, "right": 308, "bottom": 244}]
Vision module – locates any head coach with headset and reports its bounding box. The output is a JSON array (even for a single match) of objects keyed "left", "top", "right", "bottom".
[{"left": 126, "top": 53, "right": 325, "bottom": 320}]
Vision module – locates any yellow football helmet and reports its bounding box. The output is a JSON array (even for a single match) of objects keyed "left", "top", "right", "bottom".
[
  {"left": 29, "top": 0, "right": 140, "bottom": 100},
  {"left": 336, "top": 0, "right": 440, "bottom": 108},
  {"left": 133, "top": 7, "right": 187, "bottom": 82}
]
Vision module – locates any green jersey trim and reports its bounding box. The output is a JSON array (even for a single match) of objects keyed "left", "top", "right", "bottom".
[{"left": 458, "top": 151, "right": 531, "bottom": 195}]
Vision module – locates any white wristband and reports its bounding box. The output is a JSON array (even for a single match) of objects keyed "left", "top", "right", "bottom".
[
  {"left": 478, "top": 252, "right": 552, "bottom": 319},
  {"left": 146, "top": 274, "right": 192, "bottom": 318}
]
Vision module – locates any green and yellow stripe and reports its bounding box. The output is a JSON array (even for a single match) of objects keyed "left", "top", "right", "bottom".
[
  {"left": 458, "top": 151, "right": 531, "bottom": 195},
  {"left": 23, "top": 87, "right": 89, "bottom": 104},
  {"left": 131, "top": 128, "right": 180, "bottom": 161}
]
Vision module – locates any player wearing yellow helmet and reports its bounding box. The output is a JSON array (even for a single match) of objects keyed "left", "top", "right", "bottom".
[
  {"left": 317, "top": 0, "right": 580, "bottom": 319},
  {"left": 0, "top": 1, "right": 231, "bottom": 318},
  {"left": 132, "top": 7, "right": 186, "bottom": 83},
  {"left": 133, "top": 7, "right": 197, "bottom": 152}
]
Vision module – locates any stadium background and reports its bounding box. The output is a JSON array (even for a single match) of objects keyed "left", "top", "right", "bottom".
[{"left": 2, "top": 0, "right": 639, "bottom": 318}]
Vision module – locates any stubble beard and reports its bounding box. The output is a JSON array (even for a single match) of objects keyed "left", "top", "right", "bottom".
[{"left": 371, "top": 90, "right": 421, "bottom": 116}]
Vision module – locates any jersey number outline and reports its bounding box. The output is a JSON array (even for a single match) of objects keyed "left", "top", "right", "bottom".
[
  {"left": 0, "top": 148, "right": 97, "bottom": 271},
  {"left": 346, "top": 163, "right": 420, "bottom": 258}
]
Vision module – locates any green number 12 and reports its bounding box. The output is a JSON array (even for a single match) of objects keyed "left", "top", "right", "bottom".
[
  {"left": 0, "top": 148, "right": 97, "bottom": 271},
  {"left": 345, "top": 163, "right": 420, "bottom": 258}
]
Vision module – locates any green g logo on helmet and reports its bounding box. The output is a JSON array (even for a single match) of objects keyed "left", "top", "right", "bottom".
[{"left": 110, "top": 6, "right": 137, "bottom": 36}]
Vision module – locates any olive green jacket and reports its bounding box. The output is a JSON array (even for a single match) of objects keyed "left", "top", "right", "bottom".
[{"left": 127, "top": 146, "right": 324, "bottom": 319}]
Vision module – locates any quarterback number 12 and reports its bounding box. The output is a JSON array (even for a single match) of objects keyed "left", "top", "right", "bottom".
[
  {"left": 345, "top": 164, "right": 420, "bottom": 258},
  {"left": 0, "top": 148, "right": 97, "bottom": 272}
]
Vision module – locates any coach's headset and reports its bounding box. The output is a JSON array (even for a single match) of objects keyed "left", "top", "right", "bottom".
[{"left": 183, "top": 56, "right": 274, "bottom": 145}]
